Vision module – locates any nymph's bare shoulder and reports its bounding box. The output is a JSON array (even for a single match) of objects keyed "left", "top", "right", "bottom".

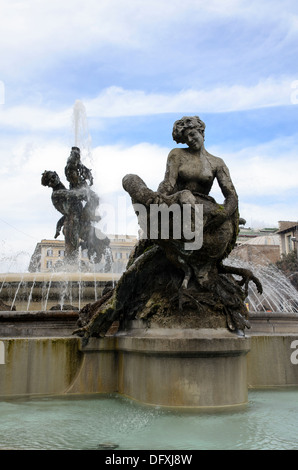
[
  {"left": 166, "top": 148, "right": 184, "bottom": 164},
  {"left": 168, "top": 147, "right": 184, "bottom": 158},
  {"left": 205, "top": 150, "right": 226, "bottom": 169}
]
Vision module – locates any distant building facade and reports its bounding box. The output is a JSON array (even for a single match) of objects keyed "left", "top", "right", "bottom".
[
  {"left": 231, "top": 226, "right": 280, "bottom": 264},
  {"left": 108, "top": 234, "right": 137, "bottom": 273},
  {"left": 30, "top": 223, "right": 298, "bottom": 272},
  {"left": 29, "top": 234, "right": 137, "bottom": 273},
  {"left": 277, "top": 221, "right": 298, "bottom": 257}
]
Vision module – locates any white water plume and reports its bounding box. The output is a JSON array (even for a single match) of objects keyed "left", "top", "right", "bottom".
[
  {"left": 72, "top": 99, "right": 93, "bottom": 168},
  {"left": 226, "top": 257, "right": 298, "bottom": 314}
]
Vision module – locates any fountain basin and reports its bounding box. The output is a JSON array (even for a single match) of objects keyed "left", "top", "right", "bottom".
[
  {"left": 2, "top": 312, "right": 298, "bottom": 408},
  {"left": 0, "top": 324, "right": 250, "bottom": 408},
  {"left": 0, "top": 336, "right": 83, "bottom": 398},
  {"left": 1, "top": 309, "right": 298, "bottom": 406},
  {"left": 0, "top": 310, "right": 79, "bottom": 337},
  {"left": 0, "top": 272, "right": 121, "bottom": 311}
]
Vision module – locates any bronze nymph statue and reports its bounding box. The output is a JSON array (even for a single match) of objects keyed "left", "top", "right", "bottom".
[
  {"left": 42, "top": 147, "right": 110, "bottom": 267},
  {"left": 74, "top": 117, "right": 262, "bottom": 342}
]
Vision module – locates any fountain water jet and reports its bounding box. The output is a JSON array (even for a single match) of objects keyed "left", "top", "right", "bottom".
[
  {"left": 227, "top": 256, "right": 298, "bottom": 314},
  {"left": 10, "top": 275, "right": 24, "bottom": 311},
  {"left": 26, "top": 274, "right": 36, "bottom": 311},
  {"left": 0, "top": 100, "right": 114, "bottom": 312},
  {"left": 42, "top": 274, "right": 53, "bottom": 311},
  {"left": 72, "top": 99, "right": 93, "bottom": 170}
]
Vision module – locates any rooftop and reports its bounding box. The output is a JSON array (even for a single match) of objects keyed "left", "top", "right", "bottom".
[
  {"left": 277, "top": 221, "right": 298, "bottom": 234},
  {"left": 242, "top": 234, "right": 280, "bottom": 246}
]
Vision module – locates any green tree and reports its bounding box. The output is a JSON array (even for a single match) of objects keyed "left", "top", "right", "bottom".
[{"left": 275, "top": 251, "right": 298, "bottom": 290}]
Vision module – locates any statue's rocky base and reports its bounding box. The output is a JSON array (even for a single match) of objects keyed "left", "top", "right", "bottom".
[
  {"left": 72, "top": 241, "right": 260, "bottom": 408},
  {"left": 74, "top": 243, "right": 256, "bottom": 343}
]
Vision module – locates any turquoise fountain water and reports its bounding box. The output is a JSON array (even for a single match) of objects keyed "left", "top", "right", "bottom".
[{"left": 1, "top": 389, "right": 298, "bottom": 450}]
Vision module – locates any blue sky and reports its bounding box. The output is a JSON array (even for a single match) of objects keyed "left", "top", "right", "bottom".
[{"left": 0, "top": 0, "right": 298, "bottom": 270}]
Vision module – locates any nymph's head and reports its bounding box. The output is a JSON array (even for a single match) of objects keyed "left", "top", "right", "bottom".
[
  {"left": 41, "top": 170, "right": 60, "bottom": 188},
  {"left": 172, "top": 116, "right": 205, "bottom": 150},
  {"left": 69, "top": 146, "right": 81, "bottom": 164}
]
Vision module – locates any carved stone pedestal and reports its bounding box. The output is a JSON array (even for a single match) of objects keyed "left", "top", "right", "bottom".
[
  {"left": 116, "top": 321, "right": 250, "bottom": 408},
  {"left": 72, "top": 320, "right": 251, "bottom": 409}
]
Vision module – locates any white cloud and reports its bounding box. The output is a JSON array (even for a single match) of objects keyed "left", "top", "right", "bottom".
[
  {"left": 85, "top": 79, "right": 295, "bottom": 117},
  {"left": 1, "top": 0, "right": 297, "bottom": 81},
  {"left": 1, "top": 133, "right": 297, "bottom": 232},
  {"left": 91, "top": 143, "right": 168, "bottom": 196},
  {"left": 1, "top": 0, "right": 298, "bottom": 271},
  {"left": 0, "top": 77, "right": 296, "bottom": 134},
  {"left": 1, "top": 130, "right": 298, "bottom": 271},
  {"left": 215, "top": 136, "right": 298, "bottom": 198},
  {"left": 1, "top": 133, "right": 298, "bottom": 213},
  {"left": 0, "top": 105, "right": 71, "bottom": 131},
  {"left": 0, "top": 138, "right": 169, "bottom": 264},
  {"left": 238, "top": 201, "right": 298, "bottom": 229}
]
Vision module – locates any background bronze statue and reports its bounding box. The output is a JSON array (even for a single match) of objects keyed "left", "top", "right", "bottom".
[
  {"left": 74, "top": 117, "right": 262, "bottom": 342},
  {"left": 42, "top": 147, "right": 110, "bottom": 267}
]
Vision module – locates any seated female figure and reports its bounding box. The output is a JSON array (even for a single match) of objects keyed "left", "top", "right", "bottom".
[{"left": 123, "top": 116, "right": 240, "bottom": 288}]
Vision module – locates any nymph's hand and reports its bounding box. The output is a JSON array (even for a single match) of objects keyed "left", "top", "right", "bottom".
[{"left": 146, "top": 193, "right": 162, "bottom": 205}]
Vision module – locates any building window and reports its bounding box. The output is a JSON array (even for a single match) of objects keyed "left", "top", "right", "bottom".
[
  {"left": 286, "top": 235, "right": 292, "bottom": 253},
  {"left": 115, "top": 252, "right": 122, "bottom": 259},
  {"left": 47, "top": 249, "right": 53, "bottom": 257},
  {"left": 46, "top": 261, "right": 52, "bottom": 269},
  {"left": 58, "top": 250, "right": 65, "bottom": 257}
]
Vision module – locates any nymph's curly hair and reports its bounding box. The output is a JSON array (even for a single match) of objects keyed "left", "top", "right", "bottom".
[
  {"left": 172, "top": 116, "right": 205, "bottom": 144},
  {"left": 41, "top": 170, "right": 58, "bottom": 186}
]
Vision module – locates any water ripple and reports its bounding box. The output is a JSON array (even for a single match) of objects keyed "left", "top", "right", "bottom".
[{"left": 1, "top": 390, "right": 298, "bottom": 450}]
